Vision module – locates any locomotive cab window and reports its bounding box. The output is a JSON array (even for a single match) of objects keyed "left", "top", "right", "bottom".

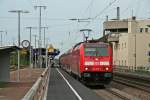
[{"left": 84, "top": 46, "right": 108, "bottom": 56}]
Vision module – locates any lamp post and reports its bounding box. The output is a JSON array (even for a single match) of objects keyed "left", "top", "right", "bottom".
[
  {"left": 41, "top": 27, "right": 48, "bottom": 68},
  {"left": 45, "top": 43, "right": 48, "bottom": 68},
  {"left": 0, "top": 31, "right": 7, "bottom": 46},
  {"left": 34, "top": 6, "right": 46, "bottom": 68},
  {"left": 45, "top": 38, "right": 49, "bottom": 68},
  {"left": 9, "top": 10, "right": 29, "bottom": 82},
  {"left": 41, "top": 27, "right": 48, "bottom": 48},
  {"left": 33, "top": 34, "right": 37, "bottom": 68},
  {"left": 26, "top": 27, "right": 36, "bottom": 70}
]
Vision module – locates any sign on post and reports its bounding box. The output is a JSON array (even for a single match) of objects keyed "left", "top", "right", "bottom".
[{"left": 48, "top": 44, "right": 54, "bottom": 53}]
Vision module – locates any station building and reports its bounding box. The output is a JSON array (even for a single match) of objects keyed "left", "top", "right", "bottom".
[{"left": 103, "top": 17, "right": 150, "bottom": 70}]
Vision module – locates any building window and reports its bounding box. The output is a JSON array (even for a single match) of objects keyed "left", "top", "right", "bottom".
[
  {"left": 122, "top": 60, "right": 123, "bottom": 66},
  {"left": 145, "top": 28, "right": 148, "bottom": 33},
  {"left": 118, "top": 44, "right": 120, "bottom": 50},
  {"left": 122, "top": 43, "right": 123, "bottom": 49},
  {"left": 148, "top": 43, "right": 150, "bottom": 48},
  {"left": 140, "top": 28, "right": 143, "bottom": 32},
  {"left": 125, "top": 42, "right": 126, "bottom": 48},
  {"left": 125, "top": 60, "right": 126, "bottom": 66}
]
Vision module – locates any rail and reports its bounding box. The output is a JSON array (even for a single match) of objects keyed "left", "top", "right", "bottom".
[
  {"left": 106, "top": 88, "right": 137, "bottom": 100},
  {"left": 113, "top": 72, "right": 150, "bottom": 93},
  {"left": 114, "top": 65, "right": 150, "bottom": 76},
  {"left": 22, "top": 67, "right": 50, "bottom": 100}
]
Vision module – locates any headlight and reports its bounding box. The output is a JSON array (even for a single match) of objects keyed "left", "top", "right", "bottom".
[
  {"left": 105, "top": 67, "right": 109, "bottom": 71},
  {"left": 85, "top": 67, "right": 88, "bottom": 70}
]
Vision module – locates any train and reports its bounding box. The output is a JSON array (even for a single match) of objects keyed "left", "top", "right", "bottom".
[{"left": 59, "top": 41, "right": 113, "bottom": 85}]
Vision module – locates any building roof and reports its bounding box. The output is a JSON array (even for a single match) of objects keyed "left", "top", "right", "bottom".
[{"left": 0, "top": 46, "right": 20, "bottom": 52}]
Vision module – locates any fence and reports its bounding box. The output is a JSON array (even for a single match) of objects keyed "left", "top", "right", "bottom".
[{"left": 22, "top": 66, "right": 50, "bottom": 100}]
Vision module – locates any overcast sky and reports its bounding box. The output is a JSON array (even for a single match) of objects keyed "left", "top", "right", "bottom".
[{"left": 0, "top": 0, "right": 150, "bottom": 54}]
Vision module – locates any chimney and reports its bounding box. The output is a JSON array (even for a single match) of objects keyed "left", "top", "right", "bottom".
[
  {"left": 117, "top": 7, "right": 120, "bottom": 20},
  {"left": 106, "top": 15, "right": 108, "bottom": 21},
  {"left": 132, "top": 16, "right": 136, "bottom": 20}
]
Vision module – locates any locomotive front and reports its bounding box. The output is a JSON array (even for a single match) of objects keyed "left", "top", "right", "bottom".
[{"left": 80, "top": 43, "right": 113, "bottom": 85}]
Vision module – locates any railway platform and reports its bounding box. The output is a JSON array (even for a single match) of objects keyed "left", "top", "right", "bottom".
[
  {"left": 46, "top": 68, "right": 104, "bottom": 100},
  {"left": 0, "top": 68, "right": 44, "bottom": 100}
]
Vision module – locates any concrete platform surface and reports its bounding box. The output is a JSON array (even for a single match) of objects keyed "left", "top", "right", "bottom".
[
  {"left": 0, "top": 68, "right": 44, "bottom": 100},
  {"left": 46, "top": 68, "right": 104, "bottom": 100}
]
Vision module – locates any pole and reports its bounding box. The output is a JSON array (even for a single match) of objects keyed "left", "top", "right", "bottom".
[
  {"left": 28, "top": 27, "right": 32, "bottom": 77},
  {"left": 34, "top": 6, "right": 46, "bottom": 68},
  {"left": 45, "top": 38, "right": 49, "bottom": 68},
  {"left": 135, "top": 34, "right": 136, "bottom": 70},
  {"left": 27, "top": 27, "right": 32, "bottom": 72},
  {"left": 8, "top": 10, "right": 29, "bottom": 82},
  {"left": 17, "top": 12, "right": 21, "bottom": 82},
  {"left": 37, "top": 7, "right": 42, "bottom": 53},
  {"left": 18, "top": 12, "right": 21, "bottom": 46},
  {"left": 44, "top": 28, "right": 46, "bottom": 48},
  {"left": 33, "top": 35, "right": 37, "bottom": 68},
  {"left": 0, "top": 32, "right": 2, "bottom": 46},
  {"left": 35, "top": 35, "right": 37, "bottom": 67},
  {"left": 45, "top": 44, "right": 48, "bottom": 68},
  {"left": 26, "top": 27, "right": 36, "bottom": 69},
  {"left": 0, "top": 31, "right": 8, "bottom": 47},
  {"left": 41, "top": 27, "right": 48, "bottom": 48},
  {"left": 30, "top": 28, "right": 32, "bottom": 69},
  {"left": 39, "top": 7, "right": 42, "bottom": 68}
]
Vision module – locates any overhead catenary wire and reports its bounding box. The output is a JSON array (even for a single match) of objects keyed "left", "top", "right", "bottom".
[
  {"left": 0, "top": 16, "right": 69, "bottom": 21},
  {"left": 56, "top": 0, "right": 118, "bottom": 54},
  {"left": 82, "top": 0, "right": 118, "bottom": 28},
  {"left": 26, "top": 0, "right": 36, "bottom": 8},
  {"left": 121, "top": 0, "right": 138, "bottom": 17},
  {"left": 92, "top": 0, "right": 118, "bottom": 20},
  {"left": 135, "top": 0, "right": 142, "bottom": 17},
  {"left": 81, "top": 0, "right": 94, "bottom": 18}
]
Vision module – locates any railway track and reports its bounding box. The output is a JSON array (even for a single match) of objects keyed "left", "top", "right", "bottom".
[
  {"left": 105, "top": 88, "right": 136, "bottom": 100},
  {"left": 93, "top": 87, "right": 138, "bottom": 100},
  {"left": 113, "top": 75, "right": 150, "bottom": 93},
  {"left": 93, "top": 73, "right": 150, "bottom": 100}
]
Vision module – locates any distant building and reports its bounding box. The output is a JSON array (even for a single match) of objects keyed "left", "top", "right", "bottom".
[{"left": 103, "top": 17, "right": 150, "bottom": 70}]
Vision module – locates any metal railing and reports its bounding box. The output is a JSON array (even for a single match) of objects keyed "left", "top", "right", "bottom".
[{"left": 22, "top": 67, "right": 50, "bottom": 100}]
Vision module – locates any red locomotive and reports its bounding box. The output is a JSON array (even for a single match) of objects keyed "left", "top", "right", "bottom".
[{"left": 59, "top": 42, "right": 113, "bottom": 85}]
